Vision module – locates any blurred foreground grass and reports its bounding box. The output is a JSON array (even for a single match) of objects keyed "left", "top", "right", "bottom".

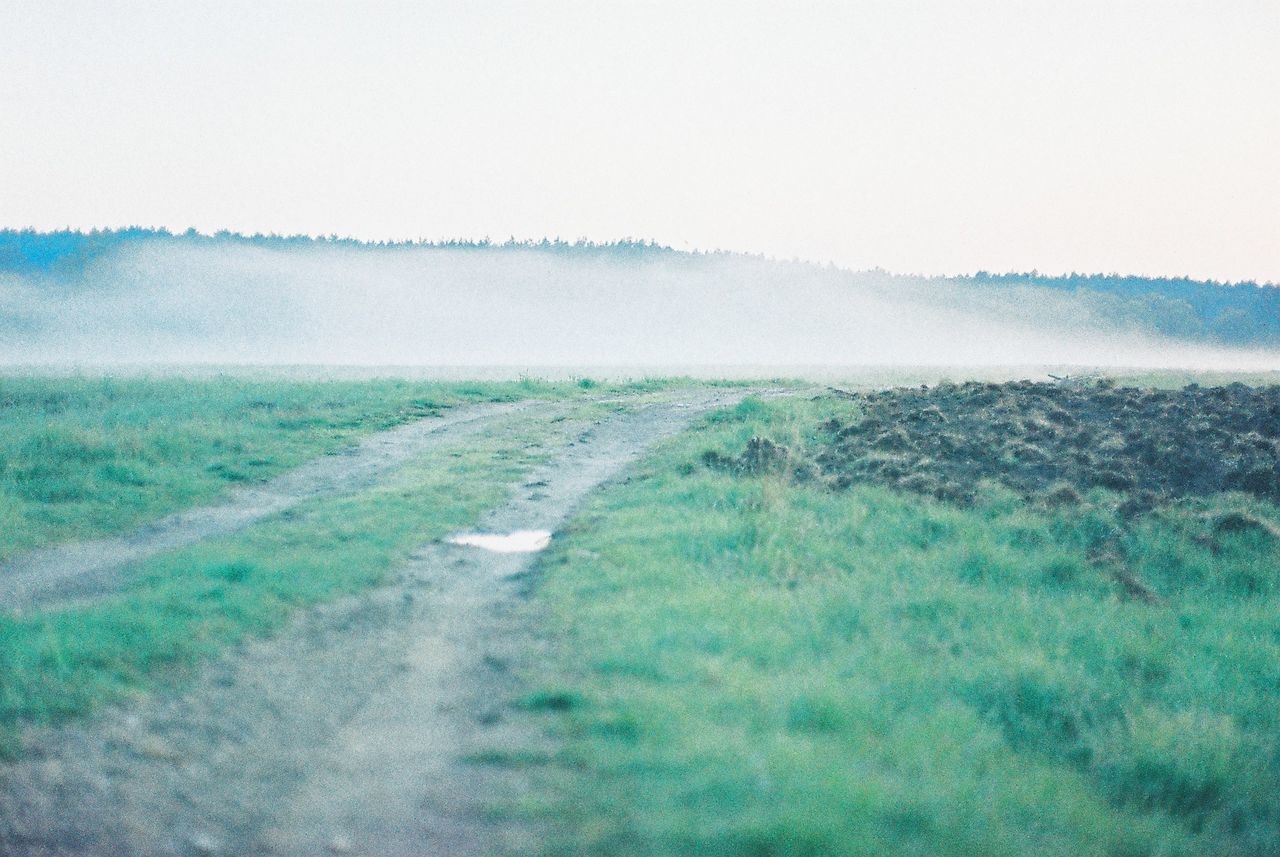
[{"left": 512, "top": 394, "right": 1280, "bottom": 856}]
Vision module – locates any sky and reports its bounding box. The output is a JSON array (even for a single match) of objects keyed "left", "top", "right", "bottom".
[{"left": 1, "top": 0, "right": 1277, "bottom": 281}]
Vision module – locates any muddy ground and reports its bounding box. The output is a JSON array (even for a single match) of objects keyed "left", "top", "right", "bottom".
[
  {"left": 0, "top": 391, "right": 746, "bottom": 856},
  {"left": 712, "top": 381, "right": 1280, "bottom": 516}
]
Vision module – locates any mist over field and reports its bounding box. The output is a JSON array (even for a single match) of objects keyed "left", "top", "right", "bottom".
[{"left": 1, "top": 234, "right": 1277, "bottom": 370}]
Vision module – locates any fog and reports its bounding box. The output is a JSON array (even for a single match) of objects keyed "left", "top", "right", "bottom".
[{"left": 1, "top": 239, "right": 1276, "bottom": 372}]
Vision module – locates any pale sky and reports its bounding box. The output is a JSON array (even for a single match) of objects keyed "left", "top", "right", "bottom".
[{"left": 1, "top": 0, "right": 1277, "bottom": 281}]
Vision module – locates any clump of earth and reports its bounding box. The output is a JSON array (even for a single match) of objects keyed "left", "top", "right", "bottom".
[{"left": 711, "top": 381, "right": 1280, "bottom": 516}]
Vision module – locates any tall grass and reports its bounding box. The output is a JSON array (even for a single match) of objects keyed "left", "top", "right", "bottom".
[{"left": 512, "top": 396, "right": 1280, "bottom": 855}]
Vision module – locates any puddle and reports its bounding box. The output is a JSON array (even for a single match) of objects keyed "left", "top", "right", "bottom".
[{"left": 445, "top": 530, "right": 552, "bottom": 554}]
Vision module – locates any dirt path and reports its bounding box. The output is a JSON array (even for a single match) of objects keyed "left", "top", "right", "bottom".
[
  {"left": 0, "top": 400, "right": 538, "bottom": 612},
  {"left": 0, "top": 392, "right": 740, "bottom": 856}
]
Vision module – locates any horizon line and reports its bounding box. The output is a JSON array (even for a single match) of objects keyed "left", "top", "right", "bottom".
[{"left": 1, "top": 225, "right": 1275, "bottom": 288}]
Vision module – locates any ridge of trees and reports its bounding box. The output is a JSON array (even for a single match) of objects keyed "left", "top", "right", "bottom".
[{"left": 2, "top": 228, "right": 1275, "bottom": 346}]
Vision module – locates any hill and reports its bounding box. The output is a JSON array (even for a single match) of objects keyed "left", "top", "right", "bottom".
[{"left": 1, "top": 229, "right": 1276, "bottom": 367}]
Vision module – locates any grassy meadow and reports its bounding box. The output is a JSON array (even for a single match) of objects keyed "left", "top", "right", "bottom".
[
  {"left": 0, "top": 375, "right": 653, "bottom": 561},
  {"left": 2, "top": 374, "right": 1277, "bottom": 853},
  {"left": 509, "top": 394, "right": 1280, "bottom": 856},
  {"left": 0, "top": 389, "right": 643, "bottom": 757}
]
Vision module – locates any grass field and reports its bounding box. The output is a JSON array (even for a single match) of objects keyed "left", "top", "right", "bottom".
[
  {"left": 0, "top": 391, "right": 639, "bottom": 756},
  {"left": 2, "top": 375, "right": 1277, "bottom": 853},
  {"left": 0, "top": 375, "right": 662, "bottom": 561},
  {"left": 509, "top": 394, "right": 1280, "bottom": 856}
]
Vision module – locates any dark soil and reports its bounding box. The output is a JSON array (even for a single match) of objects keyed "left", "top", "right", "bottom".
[{"left": 716, "top": 381, "right": 1280, "bottom": 515}]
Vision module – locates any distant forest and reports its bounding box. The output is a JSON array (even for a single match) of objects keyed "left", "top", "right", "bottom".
[
  {"left": 950, "top": 271, "right": 1280, "bottom": 346},
  {"left": 0, "top": 228, "right": 678, "bottom": 277},
  {"left": 2, "top": 228, "right": 1277, "bottom": 348}
]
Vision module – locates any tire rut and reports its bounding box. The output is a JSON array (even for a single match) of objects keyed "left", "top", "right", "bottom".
[
  {"left": 0, "top": 391, "right": 743, "bottom": 856},
  {"left": 0, "top": 401, "right": 538, "bottom": 613}
]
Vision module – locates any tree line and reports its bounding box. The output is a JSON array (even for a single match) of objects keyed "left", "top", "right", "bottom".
[{"left": 2, "top": 228, "right": 1276, "bottom": 348}]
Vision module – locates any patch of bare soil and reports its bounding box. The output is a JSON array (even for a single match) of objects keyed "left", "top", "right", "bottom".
[{"left": 714, "top": 381, "right": 1280, "bottom": 516}]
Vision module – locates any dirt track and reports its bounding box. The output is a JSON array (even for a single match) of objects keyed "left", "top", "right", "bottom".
[
  {"left": 0, "top": 400, "right": 536, "bottom": 612},
  {"left": 0, "top": 392, "right": 740, "bottom": 856}
]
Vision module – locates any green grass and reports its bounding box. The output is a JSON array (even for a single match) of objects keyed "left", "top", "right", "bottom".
[
  {"left": 6, "top": 376, "right": 1276, "bottom": 851},
  {"left": 0, "top": 395, "right": 641, "bottom": 756},
  {"left": 0, "top": 375, "right": 676, "bottom": 561},
  {"left": 509, "top": 395, "right": 1280, "bottom": 856}
]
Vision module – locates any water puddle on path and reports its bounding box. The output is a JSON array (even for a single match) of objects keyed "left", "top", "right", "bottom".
[{"left": 445, "top": 530, "right": 552, "bottom": 553}]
